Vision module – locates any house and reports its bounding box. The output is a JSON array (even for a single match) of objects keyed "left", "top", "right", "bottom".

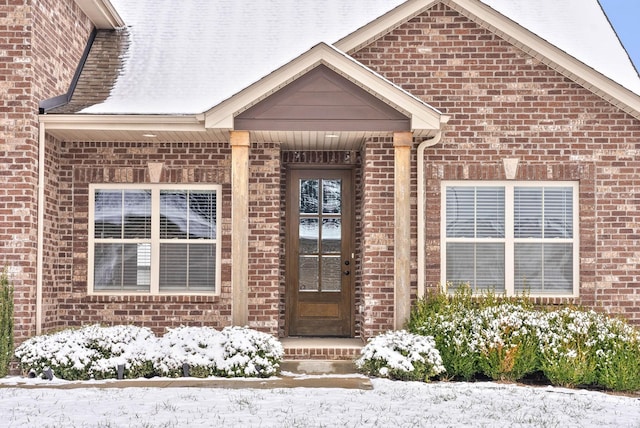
[{"left": 2, "top": 0, "right": 640, "bottom": 357}]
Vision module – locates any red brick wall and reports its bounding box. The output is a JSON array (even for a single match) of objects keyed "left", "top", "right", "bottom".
[
  {"left": 0, "top": 0, "right": 91, "bottom": 342},
  {"left": 48, "top": 140, "right": 284, "bottom": 336},
  {"left": 360, "top": 138, "right": 396, "bottom": 338},
  {"left": 247, "top": 143, "right": 281, "bottom": 334},
  {"left": 352, "top": 3, "right": 640, "bottom": 323},
  {"left": 53, "top": 141, "right": 232, "bottom": 335}
]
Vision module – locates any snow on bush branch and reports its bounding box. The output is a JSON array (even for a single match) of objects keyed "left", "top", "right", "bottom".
[
  {"left": 14, "top": 325, "right": 283, "bottom": 380},
  {"left": 356, "top": 330, "right": 445, "bottom": 381}
]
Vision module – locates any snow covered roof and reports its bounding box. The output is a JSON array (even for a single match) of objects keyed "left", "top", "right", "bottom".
[
  {"left": 78, "top": 0, "right": 407, "bottom": 115},
  {"left": 57, "top": 0, "right": 640, "bottom": 116},
  {"left": 479, "top": 0, "right": 640, "bottom": 95}
]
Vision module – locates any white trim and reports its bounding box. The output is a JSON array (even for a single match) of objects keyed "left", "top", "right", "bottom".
[
  {"left": 440, "top": 180, "right": 580, "bottom": 298},
  {"left": 74, "top": 0, "right": 124, "bottom": 29},
  {"left": 39, "top": 114, "right": 206, "bottom": 131},
  {"left": 36, "top": 124, "right": 46, "bottom": 335},
  {"left": 335, "top": 0, "right": 439, "bottom": 53},
  {"left": 88, "top": 183, "right": 222, "bottom": 296},
  {"left": 204, "top": 43, "right": 447, "bottom": 132},
  {"left": 416, "top": 131, "right": 443, "bottom": 299}
]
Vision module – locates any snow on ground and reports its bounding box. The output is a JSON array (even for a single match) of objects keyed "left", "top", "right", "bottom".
[{"left": 0, "top": 378, "right": 638, "bottom": 427}]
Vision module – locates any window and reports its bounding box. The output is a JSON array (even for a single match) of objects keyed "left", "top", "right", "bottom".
[
  {"left": 442, "top": 182, "right": 578, "bottom": 296},
  {"left": 89, "top": 184, "right": 221, "bottom": 295}
]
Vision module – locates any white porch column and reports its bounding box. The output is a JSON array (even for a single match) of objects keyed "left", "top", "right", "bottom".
[
  {"left": 230, "top": 131, "right": 250, "bottom": 326},
  {"left": 394, "top": 131, "right": 413, "bottom": 330}
]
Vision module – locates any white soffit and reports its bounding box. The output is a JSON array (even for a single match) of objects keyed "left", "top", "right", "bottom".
[{"left": 74, "top": 0, "right": 124, "bottom": 29}]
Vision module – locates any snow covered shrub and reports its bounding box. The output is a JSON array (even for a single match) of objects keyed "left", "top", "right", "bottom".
[
  {"left": 472, "top": 304, "right": 541, "bottom": 381},
  {"left": 14, "top": 325, "right": 284, "bottom": 380},
  {"left": 216, "top": 326, "right": 284, "bottom": 377},
  {"left": 535, "top": 308, "right": 640, "bottom": 391},
  {"left": 82, "top": 325, "right": 156, "bottom": 379},
  {"left": 537, "top": 308, "right": 599, "bottom": 387},
  {"left": 414, "top": 310, "right": 477, "bottom": 381},
  {"left": 14, "top": 324, "right": 156, "bottom": 380},
  {"left": 410, "top": 287, "right": 538, "bottom": 381},
  {"left": 153, "top": 326, "right": 224, "bottom": 378},
  {"left": 0, "top": 268, "right": 13, "bottom": 378},
  {"left": 356, "top": 330, "right": 445, "bottom": 381},
  {"left": 589, "top": 314, "right": 640, "bottom": 391}
]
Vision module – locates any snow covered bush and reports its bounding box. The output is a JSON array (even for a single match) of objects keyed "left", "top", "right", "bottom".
[
  {"left": 538, "top": 308, "right": 640, "bottom": 390},
  {"left": 472, "top": 304, "right": 540, "bottom": 381},
  {"left": 153, "top": 326, "right": 223, "bottom": 378},
  {"left": 356, "top": 330, "right": 445, "bottom": 381},
  {"left": 536, "top": 308, "right": 598, "bottom": 387},
  {"left": 14, "top": 325, "right": 284, "bottom": 380},
  {"left": 14, "top": 324, "right": 155, "bottom": 380},
  {"left": 409, "top": 288, "right": 640, "bottom": 391},
  {"left": 216, "top": 326, "right": 284, "bottom": 377},
  {"left": 413, "top": 310, "right": 478, "bottom": 381},
  {"left": 153, "top": 326, "right": 283, "bottom": 378}
]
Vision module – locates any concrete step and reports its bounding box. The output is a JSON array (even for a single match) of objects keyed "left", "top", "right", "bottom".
[
  {"left": 279, "top": 337, "right": 364, "bottom": 375},
  {"left": 280, "top": 359, "right": 358, "bottom": 375},
  {"left": 281, "top": 337, "right": 364, "bottom": 361}
]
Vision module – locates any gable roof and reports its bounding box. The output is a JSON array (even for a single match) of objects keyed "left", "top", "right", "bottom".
[
  {"left": 204, "top": 43, "right": 445, "bottom": 134},
  {"left": 53, "top": 0, "right": 640, "bottom": 119}
]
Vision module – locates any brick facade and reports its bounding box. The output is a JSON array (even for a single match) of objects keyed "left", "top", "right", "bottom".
[
  {"left": 0, "top": 0, "right": 91, "bottom": 342},
  {"left": 4, "top": 1, "right": 640, "bottom": 345},
  {"left": 352, "top": 3, "right": 640, "bottom": 322}
]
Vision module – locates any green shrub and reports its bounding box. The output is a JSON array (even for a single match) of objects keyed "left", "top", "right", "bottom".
[
  {"left": 407, "top": 287, "right": 640, "bottom": 391},
  {"left": 473, "top": 304, "right": 540, "bottom": 381},
  {"left": 0, "top": 268, "right": 14, "bottom": 378},
  {"left": 537, "top": 308, "right": 598, "bottom": 387},
  {"left": 593, "top": 317, "right": 640, "bottom": 391},
  {"left": 410, "top": 286, "right": 539, "bottom": 381},
  {"left": 413, "top": 310, "right": 478, "bottom": 380}
]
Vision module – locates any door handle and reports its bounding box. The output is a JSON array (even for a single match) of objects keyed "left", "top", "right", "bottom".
[{"left": 343, "top": 270, "right": 350, "bottom": 276}]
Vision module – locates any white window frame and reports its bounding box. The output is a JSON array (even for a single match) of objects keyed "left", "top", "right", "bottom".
[
  {"left": 88, "top": 183, "right": 222, "bottom": 296},
  {"left": 441, "top": 181, "right": 579, "bottom": 297}
]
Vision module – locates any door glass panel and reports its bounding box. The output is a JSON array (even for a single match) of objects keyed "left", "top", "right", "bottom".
[
  {"left": 322, "top": 179, "right": 341, "bottom": 214},
  {"left": 322, "top": 219, "right": 341, "bottom": 253},
  {"left": 298, "top": 177, "right": 344, "bottom": 293},
  {"left": 299, "top": 218, "right": 318, "bottom": 254},
  {"left": 299, "top": 256, "right": 319, "bottom": 291},
  {"left": 321, "top": 256, "right": 341, "bottom": 291},
  {"left": 300, "top": 180, "right": 319, "bottom": 214}
]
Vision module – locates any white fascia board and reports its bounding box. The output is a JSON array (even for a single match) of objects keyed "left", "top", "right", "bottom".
[
  {"left": 449, "top": 0, "right": 640, "bottom": 117},
  {"left": 39, "top": 114, "right": 206, "bottom": 132},
  {"left": 204, "top": 43, "right": 444, "bottom": 131},
  {"left": 75, "top": 0, "right": 125, "bottom": 29},
  {"left": 335, "top": 0, "right": 439, "bottom": 53}
]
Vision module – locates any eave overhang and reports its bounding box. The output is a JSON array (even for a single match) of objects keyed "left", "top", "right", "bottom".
[{"left": 74, "top": 0, "right": 124, "bottom": 29}]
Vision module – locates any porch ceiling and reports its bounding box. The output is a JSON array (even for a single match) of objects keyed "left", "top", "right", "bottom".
[{"left": 43, "top": 123, "right": 434, "bottom": 151}]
